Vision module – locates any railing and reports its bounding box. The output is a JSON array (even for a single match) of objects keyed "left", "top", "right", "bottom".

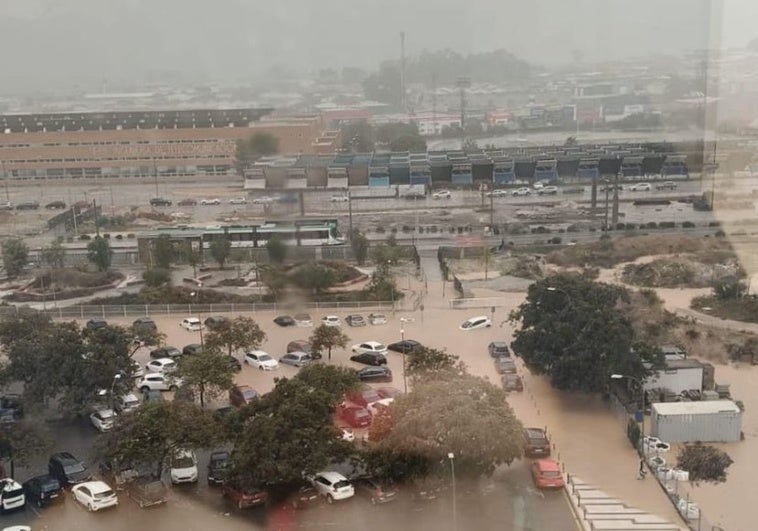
[{"left": 0, "top": 301, "right": 397, "bottom": 320}]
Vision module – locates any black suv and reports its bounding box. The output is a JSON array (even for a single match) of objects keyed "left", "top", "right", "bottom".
[
  {"left": 207, "top": 450, "right": 230, "bottom": 486},
  {"left": 86, "top": 318, "right": 108, "bottom": 330},
  {"left": 15, "top": 200, "right": 40, "bottom": 210},
  {"left": 522, "top": 428, "right": 551, "bottom": 457},
  {"left": 48, "top": 452, "right": 92, "bottom": 486},
  {"left": 45, "top": 200, "right": 67, "bottom": 210},
  {"left": 149, "top": 197, "right": 172, "bottom": 207},
  {"left": 488, "top": 341, "right": 510, "bottom": 358},
  {"left": 150, "top": 346, "right": 182, "bottom": 359},
  {"left": 23, "top": 475, "right": 63, "bottom": 508},
  {"left": 182, "top": 344, "right": 204, "bottom": 356},
  {"left": 133, "top": 317, "right": 157, "bottom": 332}
]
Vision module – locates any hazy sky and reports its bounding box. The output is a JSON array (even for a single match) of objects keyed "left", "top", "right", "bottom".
[{"left": 0, "top": 0, "right": 753, "bottom": 91}]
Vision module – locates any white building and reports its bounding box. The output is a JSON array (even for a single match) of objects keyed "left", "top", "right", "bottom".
[
  {"left": 371, "top": 112, "right": 460, "bottom": 136},
  {"left": 643, "top": 359, "right": 705, "bottom": 395},
  {"left": 651, "top": 401, "right": 742, "bottom": 443}
]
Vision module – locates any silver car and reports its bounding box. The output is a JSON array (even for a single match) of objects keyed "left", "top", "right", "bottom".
[{"left": 279, "top": 352, "right": 313, "bottom": 368}]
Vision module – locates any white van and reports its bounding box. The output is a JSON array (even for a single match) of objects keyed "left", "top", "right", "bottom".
[
  {"left": 170, "top": 449, "right": 198, "bottom": 484},
  {"left": 0, "top": 478, "right": 25, "bottom": 513}
]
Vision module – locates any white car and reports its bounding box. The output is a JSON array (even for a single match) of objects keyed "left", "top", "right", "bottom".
[
  {"left": 252, "top": 196, "right": 275, "bottom": 204},
  {"left": 538, "top": 186, "right": 559, "bottom": 195},
  {"left": 533, "top": 182, "right": 545, "bottom": 190},
  {"left": 294, "top": 313, "right": 313, "bottom": 327},
  {"left": 351, "top": 341, "right": 388, "bottom": 356},
  {"left": 322, "top": 315, "right": 341, "bottom": 327},
  {"left": 485, "top": 189, "right": 508, "bottom": 197},
  {"left": 244, "top": 350, "right": 279, "bottom": 370},
  {"left": 89, "top": 408, "right": 116, "bottom": 432},
  {"left": 169, "top": 449, "right": 198, "bottom": 484},
  {"left": 132, "top": 360, "right": 144, "bottom": 379},
  {"left": 115, "top": 393, "right": 140, "bottom": 414},
  {"left": 228, "top": 197, "right": 247, "bottom": 205},
  {"left": 136, "top": 373, "right": 182, "bottom": 393},
  {"left": 339, "top": 427, "right": 355, "bottom": 442},
  {"left": 307, "top": 471, "right": 354, "bottom": 503},
  {"left": 629, "top": 182, "right": 652, "bottom": 191},
  {"left": 368, "top": 313, "right": 387, "bottom": 325},
  {"left": 180, "top": 317, "right": 204, "bottom": 331},
  {"left": 145, "top": 358, "right": 177, "bottom": 374},
  {"left": 432, "top": 190, "right": 451, "bottom": 199},
  {"left": 512, "top": 187, "right": 531, "bottom": 196},
  {"left": 71, "top": 481, "right": 118, "bottom": 512},
  {"left": 367, "top": 398, "right": 394, "bottom": 417},
  {"left": 199, "top": 198, "right": 220, "bottom": 206},
  {"left": 330, "top": 195, "right": 349, "bottom": 202},
  {"left": 0, "top": 479, "right": 25, "bottom": 513},
  {"left": 460, "top": 316, "right": 492, "bottom": 330}
]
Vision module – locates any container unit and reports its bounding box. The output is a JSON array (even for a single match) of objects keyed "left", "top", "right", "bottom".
[
  {"left": 450, "top": 161, "right": 473, "bottom": 186},
  {"left": 643, "top": 359, "right": 705, "bottom": 395},
  {"left": 492, "top": 158, "right": 515, "bottom": 184},
  {"left": 556, "top": 156, "right": 579, "bottom": 179},
  {"left": 534, "top": 158, "right": 558, "bottom": 182},
  {"left": 286, "top": 168, "right": 307, "bottom": 189},
  {"left": 470, "top": 156, "right": 493, "bottom": 184},
  {"left": 620, "top": 156, "right": 644, "bottom": 178},
  {"left": 389, "top": 162, "right": 410, "bottom": 186},
  {"left": 661, "top": 155, "right": 689, "bottom": 178},
  {"left": 514, "top": 158, "right": 535, "bottom": 181},
  {"left": 409, "top": 163, "right": 432, "bottom": 187},
  {"left": 347, "top": 153, "right": 371, "bottom": 186},
  {"left": 243, "top": 168, "right": 266, "bottom": 190},
  {"left": 368, "top": 165, "right": 390, "bottom": 188},
  {"left": 651, "top": 401, "right": 742, "bottom": 443},
  {"left": 430, "top": 158, "right": 452, "bottom": 186},
  {"left": 326, "top": 166, "right": 348, "bottom": 189}
]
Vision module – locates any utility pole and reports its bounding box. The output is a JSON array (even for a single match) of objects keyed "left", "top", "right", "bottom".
[
  {"left": 347, "top": 189, "right": 353, "bottom": 241},
  {"left": 431, "top": 73, "right": 437, "bottom": 137},
  {"left": 457, "top": 77, "right": 471, "bottom": 150},
  {"left": 153, "top": 157, "right": 159, "bottom": 197},
  {"left": 612, "top": 167, "right": 620, "bottom": 227},
  {"left": 400, "top": 31, "right": 407, "bottom": 112},
  {"left": 93, "top": 199, "right": 100, "bottom": 237}
]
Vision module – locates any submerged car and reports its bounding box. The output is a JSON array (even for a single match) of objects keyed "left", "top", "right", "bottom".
[{"left": 127, "top": 478, "right": 167, "bottom": 508}]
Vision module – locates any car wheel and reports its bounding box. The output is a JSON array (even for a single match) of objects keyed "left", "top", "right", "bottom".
[
  {"left": 140, "top": 386, "right": 150, "bottom": 393},
  {"left": 88, "top": 503, "right": 95, "bottom": 512},
  {"left": 237, "top": 500, "right": 244, "bottom": 510},
  {"left": 258, "top": 366, "right": 264, "bottom": 371},
  {"left": 326, "top": 494, "right": 334, "bottom": 504}
]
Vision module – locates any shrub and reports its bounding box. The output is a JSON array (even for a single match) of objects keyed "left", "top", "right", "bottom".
[
  {"left": 115, "top": 234, "right": 123, "bottom": 240},
  {"left": 550, "top": 236, "right": 562, "bottom": 244},
  {"left": 645, "top": 222, "right": 658, "bottom": 229},
  {"left": 402, "top": 225, "right": 412, "bottom": 233},
  {"left": 457, "top": 227, "right": 464, "bottom": 234},
  {"left": 390, "top": 227, "right": 398, "bottom": 234},
  {"left": 430, "top": 226, "right": 438, "bottom": 233},
  {"left": 682, "top": 221, "right": 696, "bottom": 228},
  {"left": 80, "top": 234, "right": 92, "bottom": 241},
  {"left": 715, "top": 230, "right": 726, "bottom": 238},
  {"left": 558, "top": 228, "right": 565, "bottom": 233},
  {"left": 624, "top": 223, "right": 637, "bottom": 230},
  {"left": 659, "top": 221, "right": 676, "bottom": 229},
  {"left": 126, "top": 233, "right": 136, "bottom": 239},
  {"left": 709, "top": 221, "right": 721, "bottom": 227},
  {"left": 449, "top": 226, "right": 456, "bottom": 234},
  {"left": 531, "top": 226, "right": 550, "bottom": 234},
  {"left": 376, "top": 226, "right": 386, "bottom": 234},
  {"left": 616, "top": 223, "right": 626, "bottom": 230}
]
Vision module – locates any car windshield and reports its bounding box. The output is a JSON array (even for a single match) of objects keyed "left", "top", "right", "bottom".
[
  {"left": 172, "top": 457, "right": 195, "bottom": 468},
  {"left": 333, "top": 480, "right": 351, "bottom": 489},
  {"left": 5, "top": 486, "right": 23, "bottom": 498},
  {"left": 242, "top": 389, "right": 257, "bottom": 399},
  {"left": 41, "top": 479, "right": 60, "bottom": 492},
  {"left": 63, "top": 463, "right": 85, "bottom": 474},
  {"left": 258, "top": 354, "right": 273, "bottom": 362},
  {"left": 94, "top": 489, "right": 115, "bottom": 499}
]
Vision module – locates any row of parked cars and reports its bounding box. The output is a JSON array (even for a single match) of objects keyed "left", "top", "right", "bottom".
[{"left": 273, "top": 312, "right": 388, "bottom": 328}]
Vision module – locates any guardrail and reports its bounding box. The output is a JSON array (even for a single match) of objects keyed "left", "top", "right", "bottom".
[{"left": 0, "top": 301, "right": 397, "bottom": 320}]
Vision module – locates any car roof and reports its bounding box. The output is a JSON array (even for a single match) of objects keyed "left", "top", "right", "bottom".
[
  {"left": 490, "top": 341, "right": 508, "bottom": 347},
  {"left": 524, "top": 427, "right": 547, "bottom": 437},
  {"left": 316, "top": 471, "right": 347, "bottom": 481},
  {"left": 534, "top": 459, "right": 561, "bottom": 472},
  {"left": 79, "top": 480, "right": 112, "bottom": 493},
  {"left": 466, "top": 316, "right": 488, "bottom": 321},
  {"left": 362, "top": 341, "right": 384, "bottom": 347},
  {"left": 51, "top": 452, "right": 79, "bottom": 463}
]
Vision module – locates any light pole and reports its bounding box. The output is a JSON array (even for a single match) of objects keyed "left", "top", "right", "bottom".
[
  {"left": 611, "top": 373, "right": 645, "bottom": 450},
  {"left": 448, "top": 452, "right": 458, "bottom": 531},
  {"left": 190, "top": 291, "right": 204, "bottom": 346},
  {"left": 400, "top": 317, "right": 414, "bottom": 393}
]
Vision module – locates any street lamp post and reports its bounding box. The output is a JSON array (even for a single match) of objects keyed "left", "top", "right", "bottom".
[
  {"left": 448, "top": 452, "right": 458, "bottom": 531},
  {"left": 400, "top": 317, "right": 414, "bottom": 393},
  {"left": 611, "top": 373, "right": 645, "bottom": 451},
  {"left": 110, "top": 373, "right": 122, "bottom": 410},
  {"left": 190, "top": 291, "right": 204, "bottom": 346}
]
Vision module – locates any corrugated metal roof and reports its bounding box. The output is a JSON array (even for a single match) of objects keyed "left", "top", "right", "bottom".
[{"left": 653, "top": 401, "right": 740, "bottom": 415}]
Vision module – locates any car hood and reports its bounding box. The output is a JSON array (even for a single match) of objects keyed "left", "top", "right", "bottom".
[{"left": 66, "top": 470, "right": 91, "bottom": 484}]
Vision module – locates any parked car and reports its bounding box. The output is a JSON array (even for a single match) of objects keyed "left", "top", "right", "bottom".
[
  {"left": 222, "top": 482, "right": 268, "bottom": 509},
  {"left": 127, "top": 478, "right": 167, "bottom": 508},
  {"left": 0, "top": 478, "right": 25, "bottom": 513},
  {"left": 321, "top": 315, "right": 341, "bottom": 327},
  {"left": 204, "top": 316, "right": 229, "bottom": 330},
  {"left": 177, "top": 198, "right": 198, "bottom": 206},
  {"left": 345, "top": 388, "right": 383, "bottom": 407},
  {"left": 353, "top": 477, "right": 398, "bottom": 505},
  {"left": 48, "top": 452, "right": 92, "bottom": 486},
  {"left": 501, "top": 373, "right": 524, "bottom": 392},
  {"left": 356, "top": 366, "right": 392, "bottom": 383},
  {"left": 512, "top": 187, "right": 531, "bottom": 196},
  {"left": 22, "top": 475, "right": 63, "bottom": 508},
  {"left": 131, "top": 360, "right": 144, "bottom": 379},
  {"left": 170, "top": 449, "right": 198, "bottom": 484},
  {"left": 286, "top": 340, "right": 320, "bottom": 359},
  {"left": 460, "top": 316, "right": 491, "bottom": 330},
  {"left": 98, "top": 459, "right": 139, "bottom": 491},
  {"left": 145, "top": 358, "right": 177, "bottom": 374},
  {"left": 387, "top": 339, "right": 421, "bottom": 354},
  {"left": 279, "top": 352, "right": 313, "bottom": 368},
  {"left": 523, "top": 427, "right": 551, "bottom": 457},
  {"left": 207, "top": 451, "right": 231, "bottom": 486},
  {"left": 345, "top": 314, "right": 366, "bottom": 327},
  {"left": 228, "top": 197, "right": 247, "bottom": 205},
  {"left": 15, "top": 201, "right": 40, "bottom": 211},
  {"left": 114, "top": 393, "right": 141, "bottom": 414},
  {"left": 531, "top": 459, "right": 565, "bottom": 489},
  {"left": 488, "top": 341, "right": 510, "bottom": 357},
  {"left": 89, "top": 407, "right": 116, "bottom": 432},
  {"left": 432, "top": 190, "right": 451, "bottom": 199},
  {"left": 294, "top": 313, "right": 313, "bottom": 327},
  {"left": 71, "top": 481, "right": 118, "bottom": 511},
  {"left": 150, "top": 346, "right": 182, "bottom": 359},
  {"left": 200, "top": 198, "right": 220, "bottom": 205},
  {"left": 367, "top": 313, "right": 387, "bottom": 325},
  {"left": 0, "top": 394, "right": 23, "bottom": 422},
  {"left": 244, "top": 350, "right": 279, "bottom": 370},
  {"left": 307, "top": 472, "right": 354, "bottom": 503},
  {"left": 495, "top": 357, "right": 517, "bottom": 374},
  {"left": 0, "top": 201, "right": 13, "bottom": 211},
  {"left": 44, "top": 200, "right": 67, "bottom": 210},
  {"left": 485, "top": 189, "right": 508, "bottom": 197},
  {"left": 132, "top": 317, "right": 157, "bottom": 332},
  {"left": 538, "top": 186, "right": 559, "bottom": 195},
  {"left": 182, "top": 344, "right": 204, "bottom": 356},
  {"left": 330, "top": 195, "right": 349, "bottom": 203},
  {"left": 289, "top": 484, "right": 320, "bottom": 509},
  {"left": 85, "top": 318, "right": 108, "bottom": 330},
  {"left": 274, "top": 315, "right": 296, "bottom": 327},
  {"left": 180, "top": 317, "right": 204, "bottom": 331},
  {"left": 376, "top": 387, "right": 404, "bottom": 399},
  {"left": 136, "top": 373, "right": 182, "bottom": 393},
  {"left": 366, "top": 398, "right": 394, "bottom": 417},
  {"left": 629, "top": 182, "right": 652, "bottom": 192},
  {"left": 337, "top": 404, "right": 372, "bottom": 428},
  {"left": 351, "top": 341, "right": 388, "bottom": 356},
  {"left": 251, "top": 196, "right": 274, "bottom": 204},
  {"left": 656, "top": 181, "right": 677, "bottom": 191},
  {"left": 229, "top": 385, "right": 258, "bottom": 408},
  {"left": 349, "top": 352, "right": 387, "bottom": 366},
  {"left": 225, "top": 355, "right": 242, "bottom": 372},
  {"left": 149, "top": 197, "right": 172, "bottom": 207}
]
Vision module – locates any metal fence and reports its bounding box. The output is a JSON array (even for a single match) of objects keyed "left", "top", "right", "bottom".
[{"left": 0, "top": 301, "right": 397, "bottom": 320}]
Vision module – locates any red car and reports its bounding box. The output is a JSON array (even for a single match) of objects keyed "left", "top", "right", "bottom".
[
  {"left": 222, "top": 483, "right": 268, "bottom": 509},
  {"left": 345, "top": 388, "right": 382, "bottom": 408},
  {"left": 376, "top": 387, "right": 404, "bottom": 399},
  {"left": 531, "top": 459, "right": 565, "bottom": 489},
  {"left": 338, "top": 404, "right": 372, "bottom": 428},
  {"left": 229, "top": 385, "right": 258, "bottom": 408}
]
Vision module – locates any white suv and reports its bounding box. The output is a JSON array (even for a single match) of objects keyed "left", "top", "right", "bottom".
[
  {"left": 0, "top": 478, "right": 25, "bottom": 512},
  {"left": 137, "top": 373, "right": 182, "bottom": 393},
  {"left": 308, "top": 471, "right": 354, "bottom": 503},
  {"left": 170, "top": 449, "right": 198, "bottom": 484}
]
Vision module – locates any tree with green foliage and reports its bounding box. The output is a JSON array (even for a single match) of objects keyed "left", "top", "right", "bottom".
[
  {"left": 176, "top": 349, "right": 236, "bottom": 408},
  {"left": 258, "top": 266, "right": 288, "bottom": 300},
  {"left": 143, "top": 267, "right": 171, "bottom": 287},
  {"left": 363, "top": 262, "right": 401, "bottom": 302},
  {"left": 184, "top": 246, "right": 202, "bottom": 278},
  {"left": 40, "top": 238, "right": 66, "bottom": 269},
  {"left": 405, "top": 346, "right": 465, "bottom": 382},
  {"left": 292, "top": 263, "right": 336, "bottom": 294},
  {"left": 676, "top": 443, "right": 733, "bottom": 485},
  {"left": 204, "top": 316, "right": 266, "bottom": 356},
  {"left": 209, "top": 237, "right": 231, "bottom": 269},
  {"left": 1, "top": 238, "right": 29, "bottom": 278},
  {"left": 151, "top": 235, "right": 173, "bottom": 270},
  {"left": 349, "top": 229, "right": 369, "bottom": 266},
  {"left": 362, "top": 64, "right": 402, "bottom": 107},
  {"left": 712, "top": 275, "right": 747, "bottom": 299},
  {"left": 229, "top": 366, "right": 358, "bottom": 489},
  {"left": 266, "top": 236, "right": 287, "bottom": 264},
  {"left": 234, "top": 133, "right": 279, "bottom": 173},
  {"left": 86, "top": 236, "right": 113, "bottom": 272},
  {"left": 367, "top": 374, "right": 523, "bottom": 480},
  {"left": 0, "top": 421, "right": 52, "bottom": 478},
  {"left": 309, "top": 324, "right": 350, "bottom": 362},
  {"left": 510, "top": 274, "right": 664, "bottom": 392},
  {"left": 340, "top": 121, "right": 375, "bottom": 153},
  {"left": 100, "top": 401, "right": 219, "bottom": 479},
  {"left": 390, "top": 134, "right": 427, "bottom": 152}
]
